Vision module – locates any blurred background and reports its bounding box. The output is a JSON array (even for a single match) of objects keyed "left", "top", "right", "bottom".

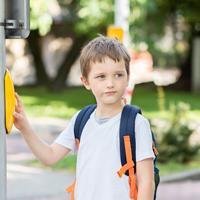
[{"left": 5, "top": 0, "right": 200, "bottom": 199}]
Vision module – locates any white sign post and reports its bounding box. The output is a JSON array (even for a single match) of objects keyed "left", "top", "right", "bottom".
[{"left": 114, "top": 0, "right": 130, "bottom": 47}]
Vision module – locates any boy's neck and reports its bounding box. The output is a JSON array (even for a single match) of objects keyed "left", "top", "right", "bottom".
[{"left": 95, "top": 101, "right": 124, "bottom": 118}]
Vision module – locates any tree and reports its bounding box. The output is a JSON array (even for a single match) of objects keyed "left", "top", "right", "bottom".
[
  {"left": 28, "top": 0, "right": 200, "bottom": 90},
  {"left": 129, "top": 0, "right": 200, "bottom": 90},
  {"left": 27, "top": 0, "right": 53, "bottom": 86},
  {"left": 28, "top": 0, "right": 113, "bottom": 90},
  {"left": 51, "top": 0, "right": 114, "bottom": 90}
]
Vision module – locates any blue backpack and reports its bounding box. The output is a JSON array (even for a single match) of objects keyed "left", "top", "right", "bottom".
[{"left": 70, "top": 104, "right": 160, "bottom": 200}]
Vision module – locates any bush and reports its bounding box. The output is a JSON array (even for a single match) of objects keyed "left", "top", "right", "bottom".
[{"left": 155, "top": 102, "right": 200, "bottom": 163}]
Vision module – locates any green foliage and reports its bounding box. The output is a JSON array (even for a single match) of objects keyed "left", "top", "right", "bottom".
[
  {"left": 75, "top": 0, "right": 113, "bottom": 36},
  {"left": 129, "top": 0, "right": 163, "bottom": 41},
  {"left": 156, "top": 0, "right": 200, "bottom": 24},
  {"left": 129, "top": 0, "right": 200, "bottom": 67},
  {"left": 129, "top": 0, "right": 174, "bottom": 66},
  {"left": 56, "top": 0, "right": 113, "bottom": 38},
  {"left": 30, "top": 0, "right": 114, "bottom": 38},
  {"left": 30, "top": 0, "right": 53, "bottom": 35},
  {"left": 157, "top": 102, "right": 200, "bottom": 163},
  {"left": 28, "top": 0, "right": 200, "bottom": 71}
]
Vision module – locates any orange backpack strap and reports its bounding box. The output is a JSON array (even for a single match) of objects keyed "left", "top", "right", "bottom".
[
  {"left": 75, "top": 139, "right": 80, "bottom": 148},
  {"left": 152, "top": 144, "right": 159, "bottom": 156},
  {"left": 66, "top": 180, "right": 76, "bottom": 200},
  {"left": 117, "top": 135, "right": 138, "bottom": 200},
  {"left": 66, "top": 139, "right": 80, "bottom": 200}
]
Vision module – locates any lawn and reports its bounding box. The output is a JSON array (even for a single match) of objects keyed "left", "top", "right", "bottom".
[
  {"left": 16, "top": 83, "right": 200, "bottom": 120},
  {"left": 29, "top": 154, "right": 200, "bottom": 176}
]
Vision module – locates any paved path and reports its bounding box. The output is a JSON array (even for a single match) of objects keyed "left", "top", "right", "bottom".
[
  {"left": 7, "top": 162, "right": 74, "bottom": 200},
  {"left": 6, "top": 117, "right": 200, "bottom": 200},
  {"left": 7, "top": 117, "right": 71, "bottom": 200},
  {"left": 157, "top": 181, "right": 200, "bottom": 200}
]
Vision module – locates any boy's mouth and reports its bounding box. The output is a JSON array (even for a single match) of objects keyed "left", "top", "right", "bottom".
[{"left": 104, "top": 91, "right": 117, "bottom": 96}]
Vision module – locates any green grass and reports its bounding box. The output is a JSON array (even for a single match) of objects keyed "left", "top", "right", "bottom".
[
  {"left": 28, "top": 155, "right": 77, "bottom": 172},
  {"left": 16, "top": 84, "right": 200, "bottom": 119},
  {"left": 133, "top": 84, "right": 200, "bottom": 119},
  {"left": 158, "top": 160, "right": 200, "bottom": 176},
  {"left": 28, "top": 154, "right": 200, "bottom": 176},
  {"left": 16, "top": 86, "right": 95, "bottom": 119}
]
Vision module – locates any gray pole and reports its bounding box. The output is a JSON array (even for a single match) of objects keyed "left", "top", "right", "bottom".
[
  {"left": 192, "top": 37, "right": 200, "bottom": 93},
  {"left": 0, "top": 0, "right": 7, "bottom": 199},
  {"left": 114, "top": 0, "right": 130, "bottom": 47}
]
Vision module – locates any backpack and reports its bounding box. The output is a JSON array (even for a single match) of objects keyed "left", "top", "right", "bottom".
[{"left": 67, "top": 104, "right": 160, "bottom": 200}]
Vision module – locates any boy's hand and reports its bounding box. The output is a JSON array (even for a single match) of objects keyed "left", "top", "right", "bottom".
[{"left": 13, "top": 93, "right": 31, "bottom": 133}]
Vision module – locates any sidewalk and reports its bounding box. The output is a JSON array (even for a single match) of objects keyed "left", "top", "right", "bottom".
[
  {"left": 7, "top": 162, "right": 74, "bottom": 200},
  {"left": 6, "top": 117, "right": 200, "bottom": 200},
  {"left": 7, "top": 117, "right": 72, "bottom": 200}
]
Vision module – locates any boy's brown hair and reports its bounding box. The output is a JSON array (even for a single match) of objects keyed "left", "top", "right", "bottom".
[{"left": 80, "top": 36, "right": 130, "bottom": 78}]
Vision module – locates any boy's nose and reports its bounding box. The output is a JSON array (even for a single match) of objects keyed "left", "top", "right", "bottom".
[{"left": 107, "top": 78, "right": 114, "bottom": 88}]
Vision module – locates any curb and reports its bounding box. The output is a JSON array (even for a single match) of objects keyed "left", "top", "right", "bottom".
[{"left": 161, "top": 169, "right": 200, "bottom": 183}]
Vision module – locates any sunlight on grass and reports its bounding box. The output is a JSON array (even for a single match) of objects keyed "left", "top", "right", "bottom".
[
  {"left": 158, "top": 161, "right": 200, "bottom": 176},
  {"left": 28, "top": 155, "right": 77, "bottom": 172},
  {"left": 16, "top": 86, "right": 95, "bottom": 118},
  {"left": 16, "top": 85, "right": 200, "bottom": 120},
  {"left": 28, "top": 154, "right": 200, "bottom": 176}
]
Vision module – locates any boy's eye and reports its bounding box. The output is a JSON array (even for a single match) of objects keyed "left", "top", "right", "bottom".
[
  {"left": 115, "top": 73, "right": 124, "bottom": 78},
  {"left": 96, "top": 75, "right": 105, "bottom": 79}
]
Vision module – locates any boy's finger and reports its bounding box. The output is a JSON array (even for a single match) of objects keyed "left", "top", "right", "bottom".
[
  {"left": 14, "top": 93, "right": 22, "bottom": 106},
  {"left": 15, "top": 92, "right": 19, "bottom": 97},
  {"left": 15, "top": 93, "right": 20, "bottom": 100},
  {"left": 15, "top": 105, "right": 21, "bottom": 112},
  {"left": 13, "top": 111, "right": 24, "bottom": 120},
  {"left": 13, "top": 111, "right": 20, "bottom": 119}
]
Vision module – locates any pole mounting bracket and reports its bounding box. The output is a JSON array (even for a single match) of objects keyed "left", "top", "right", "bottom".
[{"left": 0, "top": 19, "right": 24, "bottom": 29}]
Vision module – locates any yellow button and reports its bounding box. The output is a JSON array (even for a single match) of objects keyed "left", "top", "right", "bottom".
[{"left": 4, "top": 69, "right": 15, "bottom": 134}]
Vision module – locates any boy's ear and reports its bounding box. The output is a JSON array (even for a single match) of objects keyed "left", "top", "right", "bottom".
[{"left": 80, "top": 76, "right": 90, "bottom": 90}]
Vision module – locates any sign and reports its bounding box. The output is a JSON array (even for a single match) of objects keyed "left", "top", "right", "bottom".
[{"left": 107, "top": 26, "right": 124, "bottom": 43}]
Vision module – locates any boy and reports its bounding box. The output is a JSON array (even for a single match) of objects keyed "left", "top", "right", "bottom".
[{"left": 13, "top": 36, "right": 155, "bottom": 200}]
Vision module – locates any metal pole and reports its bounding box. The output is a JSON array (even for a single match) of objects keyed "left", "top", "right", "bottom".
[
  {"left": 114, "top": 0, "right": 130, "bottom": 47},
  {"left": 0, "top": 0, "right": 7, "bottom": 198},
  {"left": 192, "top": 37, "right": 200, "bottom": 93}
]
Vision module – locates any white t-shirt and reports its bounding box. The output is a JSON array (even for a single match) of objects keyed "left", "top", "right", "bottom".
[{"left": 54, "top": 109, "right": 155, "bottom": 200}]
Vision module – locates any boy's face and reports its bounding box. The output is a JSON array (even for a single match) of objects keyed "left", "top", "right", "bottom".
[{"left": 81, "top": 57, "right": 129, "bottom": 107}]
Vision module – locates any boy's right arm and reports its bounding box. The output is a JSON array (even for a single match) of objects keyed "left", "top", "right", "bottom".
[{"left": 13, "top": 93, "right": 71, "bottom": 165}]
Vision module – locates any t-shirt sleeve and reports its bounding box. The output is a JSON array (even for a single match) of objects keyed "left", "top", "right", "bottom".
[
  {"left": 54, "top": 111, "right": 79, "bottom": 153},
  {"left": 135, "top": 114, "right": 155, "bottom": 162}
]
